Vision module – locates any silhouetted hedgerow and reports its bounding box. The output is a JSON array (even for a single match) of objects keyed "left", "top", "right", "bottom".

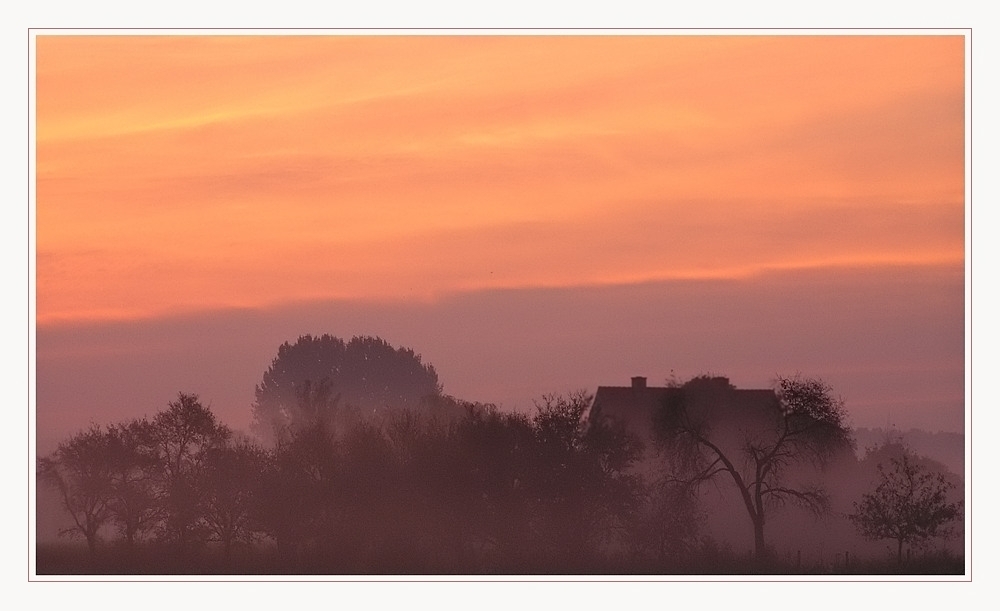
[{"left": 37, "top": 364, "right": 964, "bottom": 575}]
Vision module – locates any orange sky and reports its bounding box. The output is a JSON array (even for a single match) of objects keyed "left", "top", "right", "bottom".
[{"left": 35, "top": 35, "right": 965, "bottom": 324}]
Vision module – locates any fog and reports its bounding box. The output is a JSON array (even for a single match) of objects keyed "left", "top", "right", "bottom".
[
  {"left": 35, "top": 337, "right": 965, "bottom": 575},
  {"left": 34, "top": 260, "right": 965, "bottom": 574},
  {"left": 36, "top": 263, "right": 964, "bottom": 458}
]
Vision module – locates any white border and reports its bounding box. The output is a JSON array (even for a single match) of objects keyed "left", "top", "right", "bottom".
[{"left": 15, "top": 14, "right": 990, "bottom": 608}]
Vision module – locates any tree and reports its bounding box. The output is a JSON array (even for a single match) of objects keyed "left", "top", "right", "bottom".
[
  {"left": 628, "top": 480, "right": 704, "bottom": 567},
  {"left": 850, "top": 451, "right": 963, "bottom": 564},
  {"left": 654, "top": 374, "right": 853, "bottom": 562},
  {"left": 104, "top": 418, "right": 161, "bottom": 547},
  {"left": 530, "top": 392, "right": 644, "bottom": 567},
  {"left": 151, "top": 393, "right": 231, "bottom": 549},
  {"left": 330, "top": 420, "right": 402, "bottom": 569},
  {"left": 37, "top": 425, "right": 116, "bottom": 555},
  {"left": 198, "top": 438, "right": 268, "bottom": 560},
  {"left": 250, "top": 335, "right": 443, "bottom": 443},
  {"left": 257, "top": 419, "right": 340, "bottom": 561},
  {"left": 447, "top": 403, "right": 538, "bottom": 569},
  {"left": 381, "top": 408, "right": 483, "bottom": 572}
]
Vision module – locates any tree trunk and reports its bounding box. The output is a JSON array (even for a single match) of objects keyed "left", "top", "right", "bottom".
[
  {"left": 753, "top": 518, "right": 766, "bottom": 562},
  {"left": 897, "top": 538, "right": 904, "bottom": 565}
]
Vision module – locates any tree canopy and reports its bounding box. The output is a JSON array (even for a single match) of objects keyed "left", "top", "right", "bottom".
[
  {"left": 250, "top": 335, "right": 443, "bottom": 443},
  {"left": 850, "top": 448, "right": 963, "bottom": 564}
]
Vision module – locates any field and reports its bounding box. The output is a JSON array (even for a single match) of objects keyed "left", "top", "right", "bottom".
[{"left": 35, "top": 542, "right": 965, "bottom": 577}]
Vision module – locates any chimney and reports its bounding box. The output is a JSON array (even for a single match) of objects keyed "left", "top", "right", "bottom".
[{"left": 631, "top": 376, "right": 647, "bottom": 390}]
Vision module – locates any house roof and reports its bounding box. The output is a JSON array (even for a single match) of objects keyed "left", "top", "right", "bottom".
[{"left": 589, "top": 376, "right": 780, "bottom": 442}]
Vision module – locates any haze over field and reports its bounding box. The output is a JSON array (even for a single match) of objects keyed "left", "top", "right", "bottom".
[{"left": 34, "top": 34, "right": 966, "bottom": 452}]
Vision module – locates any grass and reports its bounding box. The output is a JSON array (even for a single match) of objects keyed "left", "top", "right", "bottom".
[{"left": 35, "top": 542, "right": 965, "bottom": 577}]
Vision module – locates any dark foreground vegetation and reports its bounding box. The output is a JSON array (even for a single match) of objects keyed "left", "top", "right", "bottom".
[{"left": 36, "top": 335, "right": 964, "bottom": 576}]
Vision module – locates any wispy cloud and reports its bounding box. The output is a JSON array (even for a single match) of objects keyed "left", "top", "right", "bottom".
[{"left": 36, "top": 34, "right": 965, "bottom": 323}]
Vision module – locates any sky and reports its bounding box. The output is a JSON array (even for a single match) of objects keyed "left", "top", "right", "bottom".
[{"left": 33, "top": 34, "right": 967, "bottom": 452}]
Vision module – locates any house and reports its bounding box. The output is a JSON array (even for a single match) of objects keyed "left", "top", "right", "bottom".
[
  {"left": 589, "top": 375, "right": 873, "bottom": 563},
  {"left": 588, "top": 375, "right": 781, "bottom": 447}
]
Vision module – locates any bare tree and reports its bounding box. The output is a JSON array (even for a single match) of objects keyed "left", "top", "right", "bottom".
[
  {"left": 654, "top": 375, "right": 853, "bottom": 561},
  {"left": 37, "top": 425, "right": 115, "bottom": 555}
]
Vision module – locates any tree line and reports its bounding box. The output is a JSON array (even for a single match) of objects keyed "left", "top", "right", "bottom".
[
  {"left": 39, "top": 390, "right": 650, "bottom": 573},
  {"left": 37, "top": 334, "right": 963, "bottom": 574}
]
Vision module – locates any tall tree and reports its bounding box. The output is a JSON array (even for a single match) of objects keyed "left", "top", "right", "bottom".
[
  {"left": 151, "top": 393, "right": 231, "bottom": 549},
  {"left": 850, "top": 450, "right": 963, "bottom": 564},
  {"left": 250, "top": 335, "right": 443, "bottom": 443},
  {"left": 37, "top": 425, "right": 115, "bottom": 555},
  {"left": 654, "top": 374, "right": 853, "bottom": 561},
  {"left": 105, "top": 418, "right": 161, "bottom": 547}
]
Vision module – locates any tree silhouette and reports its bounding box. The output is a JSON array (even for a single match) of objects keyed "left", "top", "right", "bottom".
[
  {"left": 413, "top": 394, "right": 645, "bottom": 571},
  {"left": 850, "top": 450, "right": 963, "bottom": 564},
  {"left": 151, "top": 393, "right": 231, "bottom": 549},
  {"left": 44, "top": 372, "right": 960, "bottom": 574},
  {"left": 198, "top": 437, "right": 268, "bottom": 560},
  {"left": 332, "top": 420, "right": 405, "bottom": 570},
  {"left": 257, "top": 419, "right": 339, "bottom": 563},
  {"left": 530, "top": 392, "right": 644, "bottom": 568},
  {"left": 381, "top": 407, "right": 483, "bottom": 571},
  {"left": 453, "top": 404, "right": 539, "bottom": 569},
  {"left": 251, "top": 335, "right": 443, "bottom": 443},
  {"left": 654, "top": 375, "right": 853, "bottom": 562},
  {"left": 104, "top": 418, "right": 161, "bottom": 547},
  {"left": 37, "top": 425, "right": 115, "bottom": 555},
  {"left": 627, "top": 481, "right": 703, "bottom": 567}
]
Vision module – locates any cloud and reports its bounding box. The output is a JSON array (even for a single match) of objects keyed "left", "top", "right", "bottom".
[{"left": 36, "top": 35, "right": 965, "bottom": 324}]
